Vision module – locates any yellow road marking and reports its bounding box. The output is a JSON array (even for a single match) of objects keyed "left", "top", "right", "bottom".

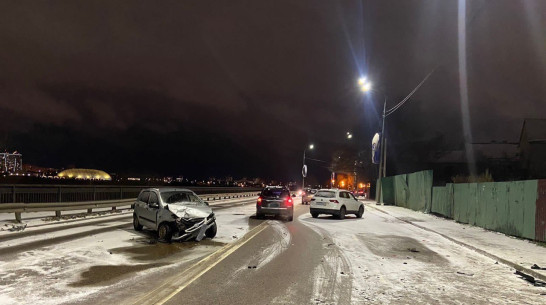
[{"left": 129, "top": 221, "right": 269, "bottom": 305}]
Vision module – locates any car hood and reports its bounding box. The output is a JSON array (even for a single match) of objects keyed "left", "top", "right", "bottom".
[{"left": 167, "top": 204, "right": 212, "bottom": 219}]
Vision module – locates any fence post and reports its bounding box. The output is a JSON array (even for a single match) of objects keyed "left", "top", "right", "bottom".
[
  {"left": 12, "top": 186, "right": 16, "bottom": 203},
  {"left": 120, "top": 187, "right": 123, "bottom": 200},
  {"left": 15, "top": 212, "right": 21, "bottom": 223},
  {"left": 93, "top": 186, "right": 96, "bottom": 201},
  {"left": 56, "top": 186, "right": 62, "bottom": 219}
]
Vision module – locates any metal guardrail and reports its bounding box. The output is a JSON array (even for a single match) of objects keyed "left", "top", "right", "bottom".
[
  {"left": 0, "top": 185, "right": 261, "bottom": 204},
  {"left": 0, "top": 191, "right": 259, "bottom": 223}
]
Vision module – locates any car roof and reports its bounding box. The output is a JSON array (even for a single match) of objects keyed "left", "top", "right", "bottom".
[
  {"left": 317, "top": 188, "right": 344, "bottom": 193},
  {"left": 140, "top": 187, "right": 194, "bottom": 193}
]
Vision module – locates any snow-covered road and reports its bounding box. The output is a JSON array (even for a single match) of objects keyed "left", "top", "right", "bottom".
[{"left": 0, "top": 197, "right": 258, "bottom": 305}]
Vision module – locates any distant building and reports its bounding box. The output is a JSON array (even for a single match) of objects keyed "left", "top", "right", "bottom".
[
  {"left": 430, "top": 142, "right": 521, "bottom": 182},
  {"left": 519, "top": 118, "right": 546, "bottom": 179},
  {"left": 58, "top": 168, "right": 112, "bottom": 180},
  {"left": 0, "top": 152, "right": 22, "bottom": 173},
  {"left": 23, "top": 164, "right": 59, "bottom": 177}
]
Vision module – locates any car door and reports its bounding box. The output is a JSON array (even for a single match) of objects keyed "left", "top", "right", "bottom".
[
  {"left": 348, "top": 192, "right": 360, "bottom": 211},
  {"left": 139, "top": 191, "right": 160, "bottom": 229},
  {"left": 135, "top": 191, "right": 150, "bottom": 226},
  {"left": 341, "top": 191, "right": 355, "bottom": 211}
]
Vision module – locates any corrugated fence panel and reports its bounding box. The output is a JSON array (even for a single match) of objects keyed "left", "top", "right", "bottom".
[
  {"left": 536, "top": 180, "right": 546, "bottom": 242},
  {"left": 394, "top": 174, "right": 408, "bottom": 208},
  {"left": 453, "top": 183, "right": 468, "bottom": 224},
  {"left": 522, "top": 180, "right": 537, "bottom": 240},
  {"left": 432, "top": 186, "right": 447, "bottom": 216},
  {"left": 381, "top": 176, "right": 395, "bottom": 205}
]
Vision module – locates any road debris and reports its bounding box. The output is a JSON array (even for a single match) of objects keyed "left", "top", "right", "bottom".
[
  {"left": 7, "top": 224, "right": 27, "bottom": 232},
  {"left": 531, "top": 264, "right": 546, "bottom": 270},
  {"left": 515, "top": 270, "right": 546, "bottom": 287},
  {"left": 456, "top": 271, "right": 474, "bottom": 276}
]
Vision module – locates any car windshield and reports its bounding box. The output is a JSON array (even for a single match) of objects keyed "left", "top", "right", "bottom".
[
  {"left": 314, "top": 191, "right": 336, "bottom": 198},
  {"left": 160, "top": 191, "right": 205, "bottom": 206},
  {"left": 262, "top": 188, "right": 289, "bottom": 198}
]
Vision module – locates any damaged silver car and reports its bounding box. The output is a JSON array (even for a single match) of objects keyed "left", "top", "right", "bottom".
[{"left": 132, "top": 188, "right": 217, "bottom": 242}]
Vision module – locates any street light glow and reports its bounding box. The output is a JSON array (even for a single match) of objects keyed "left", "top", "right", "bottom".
[
  {"left": 361, "top": 82, "right": 372, "bottom": 92},
  {"left": 309, "top": 144, "right": 314, "bottom": 149},
  {"left": 358, "top": 77, "right": 366, "bottom": 85},
  {"left": 346, "top": 132, "right": 353, "bottom": 139},
  {"left": 358, "top": 76, "right": 372, "bottom": 92}
]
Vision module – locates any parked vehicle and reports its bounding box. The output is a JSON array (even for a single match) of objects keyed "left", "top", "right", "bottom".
[
  {"left": 132, "top": 188, "right": 217, "bottom": 242},
  {"left": 256, "top": 186, "right": 294, "bottom": 221},
  {"left": 309, "top": 189, "right": 364, "bottom": 219},
  {"left": 302, "top": 188, "right": 317, "bottom": 205}
]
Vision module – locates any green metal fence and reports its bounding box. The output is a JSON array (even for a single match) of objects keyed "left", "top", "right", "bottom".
[
  {"left": 379, "top": 171, "right": 544, "bottom": 242},
  {"left": 432, "top": 180, "right": 538, "bottom": 240},
  {"left": 377, "top": 170, "right": 433, "bottom": 213}
]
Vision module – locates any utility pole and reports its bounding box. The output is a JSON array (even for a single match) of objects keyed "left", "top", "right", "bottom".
[
  {"left": 377, "top": 98, "right": 387, "bottom": 204},
  {"left": 302, "top": 149, "right": 306, "bottom": 189}
]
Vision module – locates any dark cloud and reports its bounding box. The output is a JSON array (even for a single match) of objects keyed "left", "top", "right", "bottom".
[{"left": 0, "top": 1, "right": 544, "bottom": 180}]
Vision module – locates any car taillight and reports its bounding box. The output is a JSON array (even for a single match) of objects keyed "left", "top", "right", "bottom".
[
  {"left": 257, "top": 197, "right": 262, "bottom": 206},
  {"left": 329, "top": 199, "right": 339, "bottom": 204},
  {"left": 285, "top": 197, "right": 293, "bottom": 207}
]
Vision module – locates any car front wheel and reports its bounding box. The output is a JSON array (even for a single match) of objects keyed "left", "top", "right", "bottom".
[
  {"left": 356, "top": 205, "right": 364, "bottom": 218},
  {"left": 206, "top": 222, "right": 217, "bottom": 239},
  {"left": 158, "top": 223, "right": 172, "bottom": 242}
]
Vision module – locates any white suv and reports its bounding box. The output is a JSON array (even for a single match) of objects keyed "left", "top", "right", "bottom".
[{"left": 309, "top": 189, "right": 364, "bottom": 219}]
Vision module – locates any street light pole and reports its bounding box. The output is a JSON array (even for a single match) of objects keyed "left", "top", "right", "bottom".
[
  {"left": 302, "top": 148, "right": 306, "bottom": 189},
  {"left": 378, "top": 97, "right": 386, "bottom": 181},
  {"left": 376, "top": 97, "right": 386, "bottom": 204},
  {"left": 359, "top": 68, "right": 436, "bottom": 204},
  {"left": 302, "top": 144, "right": 314, "bottom": 189}
]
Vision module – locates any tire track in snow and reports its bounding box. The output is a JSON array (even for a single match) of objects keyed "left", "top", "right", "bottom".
[{"left": 305, "top": 225, "right": 353, "bottom": 305}]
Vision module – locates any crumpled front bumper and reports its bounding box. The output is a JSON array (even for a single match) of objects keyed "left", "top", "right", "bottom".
[{"left": 172, "top": 214, "right": 216, "bottom": 242}]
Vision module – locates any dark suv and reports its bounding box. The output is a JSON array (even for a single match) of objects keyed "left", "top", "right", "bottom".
[{"left": 256, "top": 186, "right": 294, "bottom": 221}]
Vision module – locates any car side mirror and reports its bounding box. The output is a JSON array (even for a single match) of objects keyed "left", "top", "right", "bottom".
[
  {"left": 204, "top": 201, "right": 210, "bottom": 206},
  {"left": 150, "top": 203, "right": 159, "bottom": 209}
]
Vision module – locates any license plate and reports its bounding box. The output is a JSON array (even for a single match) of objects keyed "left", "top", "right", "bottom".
[
  {"left": 315, "top": 202, "right": 325, "bottom": 206},
  {"left": 269, "top": 203, "right": 279, "bottom": 208}
]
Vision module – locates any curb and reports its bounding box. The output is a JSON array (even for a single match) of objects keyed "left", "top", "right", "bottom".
[{"left": 365, "top": 203, "right": 546, "bottom": 283}]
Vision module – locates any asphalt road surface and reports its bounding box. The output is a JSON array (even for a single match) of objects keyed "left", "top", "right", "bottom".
[{"left": 1, "top": 198, "right": 545, "bottom": 305}]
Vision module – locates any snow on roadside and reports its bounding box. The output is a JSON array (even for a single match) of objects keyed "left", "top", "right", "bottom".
[
  {"left": 0, "top": 198, "right": 258, "bottom": 305},
  {"left": 0, "top": 229, "right": 136, "bottom": 305},
  {"left": 299, "top": 209, "right": 546, "bottom": 304}
]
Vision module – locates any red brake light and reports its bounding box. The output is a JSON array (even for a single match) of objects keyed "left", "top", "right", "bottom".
[
  {"left": 257, "top": 197, "right": 262, "bottom": 206},
  {"left": 285, "top": 197, "right": 293, "bottom": 207},
  {"left": 329, "top": 199, "right": 339, "bottom": 204}
]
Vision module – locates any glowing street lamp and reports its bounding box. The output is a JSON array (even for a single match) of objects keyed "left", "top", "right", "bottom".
[
  {"left": 359, "top": 77, "right": 372, "bottom": 92},
  {"left": 346, "top": 132, "right": 353, "bottom": 139}
]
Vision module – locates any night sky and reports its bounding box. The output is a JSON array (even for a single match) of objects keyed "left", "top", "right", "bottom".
[{"left": 1, "top": 1, "right": 545, "bottom": 181}]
